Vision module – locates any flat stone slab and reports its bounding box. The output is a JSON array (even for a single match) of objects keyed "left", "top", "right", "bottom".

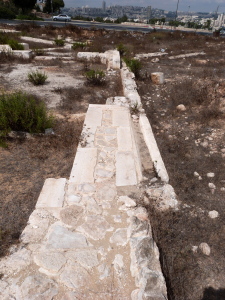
[
  {"left": 70, "top": 148, "right": 97, "bottom": 184},
  {"left": 113, "top": 107, "right": 131, "bottom": 127},
  {"left": 117, "top": 126, "right": 133, "bottom": 151},
  {"left": 116, "top": 151, "right": 138, "bottom": 186},
  {"left": 36, "top": 178, "right": 66, "bottom": 208},
  {"left": 46, "top": 223, "right": 89, "bottom": 250}
]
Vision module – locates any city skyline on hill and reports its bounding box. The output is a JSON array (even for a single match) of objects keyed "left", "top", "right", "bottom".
[{"left": 64, "top": 0, "right": 225, "bottom": 13}]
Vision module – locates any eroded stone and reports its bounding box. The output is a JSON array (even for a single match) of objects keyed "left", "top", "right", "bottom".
[
  {"left": 110, "top": 228, "right": 127, "bottom": 246},
  {"left": 34, "top": 252, "right": 66, "bottom": 273},
  {"left": 60, "top": 205, "right": 83, "bottom": 227},
  {"left": 66, "top": 249, "right": 99, "bottom": 269},
  {"left": 60, "top": 263, "right": 90, "bottom": 289}
]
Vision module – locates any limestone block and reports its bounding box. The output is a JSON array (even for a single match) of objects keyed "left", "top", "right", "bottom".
[
  {"left": 0, "top": 44, "right": 12, "bottom": 52},
  {"left": 199, "top": 242, "right": 211, "bottom": 255},
  {"left": 113, "top": 107, "right": 131, "bottom": 127},
  {"left": 69, "top": 148, "right": 97, "bottom": 184},
  {"left": 19, "top": 274, "right": 58, "bottom": 300},
  {"left": 13, "top": 50, "right": 33, "bottom": 59},
  {"left": 34, "top": 252, "right": 66, "bottom": 273},
  {"left": 66, "top": 249, "right": 99, "bottom": 269},
  {"left": 117, "top": 127, "right": 133, "bottom": 151},
  {"left": 60, "top": 263, "right": 91, "bottom": 289},
  {"left": 46, "top": 223, "right": 89, "bottom": 250},
  {"left": 60, "top": 205, "right": 83, "bottom": 227},
  {"left": 116, "top": 151, "right": 137, "bottom": 186},
  {"left": 151, "top": 72, "right": 164, "bottom": 85},
  {"left": 110, "top": 228, "right": 128, "bottom": 246},
  {"left": 36, "top": 178, "right": 66, "bottom": 208},
  {"left": 20, "top": 43, "right": 29, "bottom": 50}
]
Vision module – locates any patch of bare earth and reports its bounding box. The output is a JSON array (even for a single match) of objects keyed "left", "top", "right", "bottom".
[{"left": 137, "top": 37, "right": 225, "bottom": 300}]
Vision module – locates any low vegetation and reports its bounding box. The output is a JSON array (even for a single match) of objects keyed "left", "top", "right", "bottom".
[
  {"left": 85, "top": 69, "right": 105, "bottom": 85},
  {"left": 124, "top": 57, "right": 142, "bottom": 78},
  {"left": 28, "top": 70, "right": 48, "bottom": 85},
  {"left": 0, "top": 92, "right": 53, "bottom": 135},
  {"left": 54, "top": 38, "right": 65, "bottom": 47}
]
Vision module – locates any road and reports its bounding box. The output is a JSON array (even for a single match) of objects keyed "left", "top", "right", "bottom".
[{"left": 0, "top": 18, "right": 214, "bottom": 36}]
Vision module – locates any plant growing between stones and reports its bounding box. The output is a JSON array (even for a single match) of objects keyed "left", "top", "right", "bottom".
[
  {"left": 28, "top": 70, "right": 48, "bottom": 85},
  {"left": 130, "top": 102, "right": 140, "bottom": 114},
  {"left": 124, "top": 58, "right": 142, "bottom": 79},
  {"left": 116, "top": 43, "right": 129, "bottom": 57},
  {"left": 85, "top": 69, "right": 105, "bottom": 85},
  {"left": 54, "top": 38, "right": 65, "bottom": 47}
]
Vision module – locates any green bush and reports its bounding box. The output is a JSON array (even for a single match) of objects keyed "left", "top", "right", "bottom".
[
  {"left": 0, "top": 92, "right": 54, "bottom": 134},
  {"left": 7, "top": 39, "right": 24, "bottom": 50},
  {"left": 116, "top": 43, "right": 129, "bottom": 56},
  {"left": 85, "top": 69, "right": 105, "bottom": 85},
  {"left": 28, "top": 70, "right": 48, "bottom": 85},
  {"left": 16, "top": 14, "right": 44, "bottom": 21},
  {"left": 54, "top": 39, "right": 65, "bottom": 47},
  {"left": 72, "top": 41, "right": 86, "bottom": 50},
  {"left": 124, "top": 58, "right": 142, "bottom": 78}
]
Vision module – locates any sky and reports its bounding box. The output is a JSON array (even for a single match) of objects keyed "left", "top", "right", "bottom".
[{"left": 64, "top": 0, "right": 225, "bottom": 13}]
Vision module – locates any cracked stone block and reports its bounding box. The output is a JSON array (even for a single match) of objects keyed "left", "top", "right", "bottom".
[
  {"left": 110, "top": 228, "right": 127, "bottom": 246},
  {"left": 46, "top": 223, "right": 89, "bottom": 250},
  {"left": 60, "top": 205, "right": 83, "bottom": 227},
  {"left": 96, "top": 184, "right": 117, "bottom": 202},
  {"left": 34, "top": 252, "right": 66, "bottom": 273},
  {"left": 77, "top": 215, "right": 113, "bottom": 240},
  {"left": 60, "top": 263, "right": 91, "bottom": 289},
  {"left": 19, "top": 274, "right": 58, "bottom": 300},
  {"left": 128, "top": 216, "right": 150, "bottom": 238},
  {"left": 67, "top": 249, "right": 99, "bottom": 269}
]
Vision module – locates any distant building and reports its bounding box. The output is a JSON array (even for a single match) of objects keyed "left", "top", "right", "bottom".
[
  {"left": 102, "top": 1, "right": 106, "bottom": 12},
  {"left": 147, "top": 6, "right": 151, "bottom": 21}
]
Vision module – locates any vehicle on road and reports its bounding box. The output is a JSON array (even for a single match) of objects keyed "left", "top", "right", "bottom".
[{"left": 52, "top": 14, "right": 71, "bottom": 22}]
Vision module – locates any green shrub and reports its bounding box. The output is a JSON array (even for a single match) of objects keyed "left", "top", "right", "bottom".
[
  {"left": 85, "top": 69, "right": 105, "bottom": 85},
  {"left": 124, "top": 58, "right": 142, "bottom": 78},
  {"left": 54, "top": 39, "right": 65, "bottom": 47},
  {"left": 7, "top": 39, "right": 24, "bottom": 50},
  {"left": 72, "top": 41, "right": 86, "bottom": 50},
  {"left": 16, "top": 14, "right": 44, "bottom": 21},
  {"left": 0, "top": 92, "right": 54, "bottom": 134},
  {"left": 28, "top": 70, "right": 48, "bottom": 85},
  {"left": 34, "top": 48, "right": 45, "bottom": 56},
  {"left": 116, "top": 43, "right": 129, "bottom": 56}
]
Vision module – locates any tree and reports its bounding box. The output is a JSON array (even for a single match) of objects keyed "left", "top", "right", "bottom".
[
  {"left": 12, "top": 0, "right": 36, "bottom": 14},
  {"left": 43, "top": 0, "right": 64, "bottom": 14}
]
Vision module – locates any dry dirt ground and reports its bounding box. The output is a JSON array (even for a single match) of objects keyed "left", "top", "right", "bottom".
[{"left": 1, "top": 24, "right": 225, "bottom": 300}]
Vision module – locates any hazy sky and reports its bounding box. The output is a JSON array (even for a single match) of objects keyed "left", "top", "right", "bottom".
[{"left": 64, "top": 0, "right": 225, "bottom": 13}]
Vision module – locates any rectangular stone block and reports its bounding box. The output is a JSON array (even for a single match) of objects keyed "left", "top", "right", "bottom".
[
  {"left": 117, "top": 127, "right": 133, "bottom": 151},
  {"left": 70, "top": 148, "right": 98, "bottom": 184},
  {"left": 36, "top": 178, "right": 66, "bottom": 208},
  {"left": 84, "top": 106, "right": 102, "bottom": 128},
  {"left": 113, "top": 109, "right": 130, "bottom": 127},
  {"left": 116, "top": 152, "right": 137, "bottom": 186}
]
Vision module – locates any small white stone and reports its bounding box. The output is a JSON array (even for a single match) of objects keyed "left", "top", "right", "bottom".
[
  {"left": 199, "top": 242, "right": 211, "bottom": 256},
  {"left": 207, "top": 173, "right": 215, "bottom": 178},
  {"left": 208, "top": 210, "right": 219, "bottom": 219},
  {"left": 192, "top": 246, "right": 198, "bottom": 253},
  {"left": 198, "top": 176, "right": 203, "bottom": 180},
  {"left": 194, "top": 171, "right": 199, "bottom": 177},
  {"left": 176, "top": 104, "right": 186, "bottom": 112},
  {"left": 221, "top": 187, "right": 225, "bottom": 192},
  {"left": 208, "top": 183, "right": 216, "bottom": 189}
]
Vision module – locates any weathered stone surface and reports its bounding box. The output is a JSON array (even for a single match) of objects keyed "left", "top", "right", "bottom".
[
  {"left": 59, "top": 291, "right": 80, "bottom": 300},
  {"left": 128, "top": 216, "right": 150, "bottom": 238},
  {"left": 95, "top": 168, "right": 114, "bottom": 178},
  {"left": 34, "top": 252, "right": 66, "bottom": 273},
  {"left": 116, "top": 152, "right": 137, "bottom": 186},
  {"left": 78, "top": 183, "right": 96, "bottom": 193},
  {"left": 199, "top": 242, "right": 211, "bottom": 255},
  {"left": 118, "top": 196, "right": 136, "bottom": 208},
  {"left": 36, "top": 178, "right": 66, "bottom": 208},
  {"left": 19, "top": 274, "right": 58, "bottom": 300},
  {"left": 60, "top": 263, "right": 90, "bottom": 289},
  {"left": 96, "top": 183, "right": 117, "bottom": 202},
  {"left": 46, "top": 223, "right": 89, "bottom": 249},
  {"left": 67, "top": 194, "right": 81, "bottom": 205},
  {"left": 21, "top": 217, "right": 49, "bottom": 244},
  {"left": 113, "top": 108, "right": 131, "bottom": 127},
  {"left": 207, "top": 172, "right": 215, "bottom": 178},
  {"left": 60, "top": 205, "right": 83, "bottom": 227},
  {"left": 98, "top": 263, "right": 111, "bottom": 280},
  {"left": 66, "top": 249, "right": 99, "bottom": 269},
  {"left": 0, "top": 248, "right": 31, "bottom": 276},
  {"left": 77, "top": 216, "right": 112, "bottom": 240},
  {"left": 176, "top": 104, "right": 186, "bottom": 112},
  {"left": 83, "top": 195, "right": 102, "bottom": 215},
  {"left": 110, "top": 228, "right": 127, "bottom": 246},
  {"left": 117, "top": 127, "right": 133, "bottom": 151},
  {"left": 113, "top": 254, "right": 124, "bottom": 277}
]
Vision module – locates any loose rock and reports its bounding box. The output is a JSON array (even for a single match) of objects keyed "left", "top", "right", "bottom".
[
  {"left": 199, "top": 243, "right": 211, "bottom": 256},
  {"left": 208, "top": 210, "right": 219, "bottom": 219}
]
